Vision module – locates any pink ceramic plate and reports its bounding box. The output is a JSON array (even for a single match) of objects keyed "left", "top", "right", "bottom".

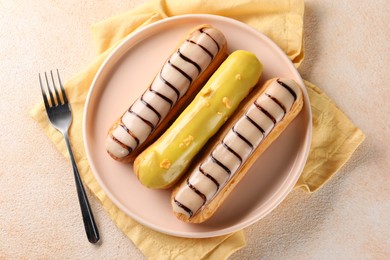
[{"left": 83, "top": 14, "right": 312, "bottom": 238}]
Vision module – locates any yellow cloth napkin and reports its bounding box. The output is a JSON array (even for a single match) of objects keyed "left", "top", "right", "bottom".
[{"left": 31, "top": 0, "right": 365, "bottom": 258}]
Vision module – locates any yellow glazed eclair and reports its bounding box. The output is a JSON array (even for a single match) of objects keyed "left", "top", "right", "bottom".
[
  {"left": 105, "top": 25, "right": 227, "bottom": 163},
  {"left": 134, "top": 50, "right": 263, "bottom": 189},
  {"left": 171, "top": 78, "right": 304, "bottom": 223}
]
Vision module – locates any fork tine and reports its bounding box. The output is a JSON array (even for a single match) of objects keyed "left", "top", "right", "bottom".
[
  {"left": 56, "top": 69, "right": 68, "bottom": 104},
  {"left": 39, "top": 73, "right": 50, "bottom": 110},
  {"left": 50, "top": 70, "right": 62, "bottom": 105},
  {"left": 44, "top": 72, "right": 56, "bottom": 106}
]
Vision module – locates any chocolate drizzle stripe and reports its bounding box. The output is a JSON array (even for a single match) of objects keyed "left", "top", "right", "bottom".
[
  {"left": 128, "top": 110, "right": 155, "bottom": 129},
  {"left": 199, "top": 166, "right": 220, "bottom": 190},
  {"left": 120, "top": 122, "right": 140, "bottom": 147},
  {"left": 174, "top": 199, "right": 193, "bottom": 217},
  {"left": 245, "top": 114, "right": 265, "bottom": 135},
  {"left": 168, "top": 60, "right": 193, "bottom": 83},
  {"left": 232, "top": 126, "right": 254, "bottom": 149},
  {"left": 200, "top": 28, "right": 220, "bottom": 51},
  {"left": 254, "top": 101, "right": 277, "bottom": 124},
  {"left": 211, "top": 154, "right": 231, "bottom": 175},
  {"left": 110, "top": 134, "right": 133, "bottom": 152},
  {"left": 176, "top": 50, "right": 202, "bottom": 74},
  {"left": 140, "top": 95, "right": 162, "bottom": 123},
  {"left": 186, "top": 39, "right": 214, "bottom": 59},
  {"left": 187, "top": 179, "right": 207, "bottom": 205},
  {"left": 159, "top": 71, "right": 180, "bottom": 102},
  {"left": 277, "top": 79, "right": 297, "bottom": 101},
  {"left": 265, "top": 93, "right": 287, "bottom": 114},
  {"left": 148, "top": 88, "right": 174, "bottom": 107},
  {"left": 221, "top": 141, "right": 242, "bottom": 163}
]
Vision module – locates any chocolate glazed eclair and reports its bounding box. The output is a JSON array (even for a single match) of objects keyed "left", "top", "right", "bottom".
[
  {"left": 171, "top": 78, "right": 304, "bottom": 223},
  {"left": 105, "top": 25, "right": 228, "bottom": 163}
]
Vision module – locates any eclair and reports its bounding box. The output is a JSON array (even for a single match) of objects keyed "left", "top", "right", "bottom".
[
  {"left": 171, "top": 78, "right": 303, "bottom": 223},
  {"left": 134, "top": 50, "right": 263, "bottom": 189},
  {"left": 105, "top": 25, "right": 228, "bottom": 163}
]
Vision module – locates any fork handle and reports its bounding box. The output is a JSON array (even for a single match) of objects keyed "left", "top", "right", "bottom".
[{"left": 64, "top": 133, "right": 100, "bottom": 244}]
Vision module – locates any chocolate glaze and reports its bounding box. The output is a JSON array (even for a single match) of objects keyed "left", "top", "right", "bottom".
[
  {"left": 128, "top": 110, "right": 154, "bottom": 129},
  {"left": 232, "top": 126, "right": 254, "bottom": 149},
  {"left": 140, "top": 95, "right": 162, "bottom": 123},
  {"left": 187, "top": 179, "right": 207, "bottom": 205},
  {"left": 210, "top": 153, "right": 231, "bottom": 175},
  {"left": 200, "top": 28, "right": 220, "bottom": 51},
  {"left": 110, "top": 134, "right": 133, "bottom": 153},
  {"left": 158, "top": 71, "right": 181, "bottom": 102},
  {"left": 265, "top": 93, "right": 287, "bottom": 114},
  {"left": 167, "top": 59, "right": 193, "bottom": 84},
  {"left": 254, "top": 101, "right": 277, "bottom": 124},
  {"left": 174, "top": 199, "right": 193, "bottom": 217},
  {"left": 186, "top": 39, "right": 214, "bottom": 59},
  {"left": 245, "top": 114, "right": 266, "bottom": 136},
  {"left": 199, "top": 166, "right": 220, "bottom": 190},
  {"left": 109, "top": 121, "right": 140, "bottom": 154},
  {"left": 277, "top": 79, "right": 297, "bottom": 101},
  {"left": 120, "top": 122, "right": 140, "bottom": 147},
  {"left": 176, "top": 49, "right": 202, "bottom": 73},
  {"left": 149, "top": 88, "right": 174, "bottom": 107},
  {"left": 222, "top": 141, "right": 243, "bottom": 163}
]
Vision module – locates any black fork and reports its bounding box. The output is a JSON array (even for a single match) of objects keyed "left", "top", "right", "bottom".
[{"left": 39, "top": 70, "right": 100, "bottom": 244}]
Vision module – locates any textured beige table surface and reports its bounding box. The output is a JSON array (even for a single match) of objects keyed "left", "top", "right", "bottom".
[{"left": 1, "top": 0, "right": 389, "bottom": 259}]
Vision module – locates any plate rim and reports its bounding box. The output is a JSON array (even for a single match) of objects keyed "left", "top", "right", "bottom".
[{"left": 83, "top": 14, "right": 312, "bottom": 238}]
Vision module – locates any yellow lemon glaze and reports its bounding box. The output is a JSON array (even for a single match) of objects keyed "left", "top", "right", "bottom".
[{"left": 134, "top": 50, "right": 263, "bottom": 189}]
